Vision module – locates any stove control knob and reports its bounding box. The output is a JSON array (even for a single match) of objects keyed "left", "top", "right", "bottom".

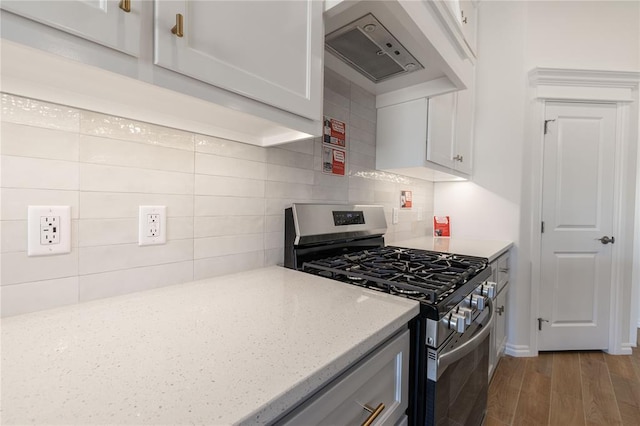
[
  {"left": 470, "top": 294, "right": 486, "bottom": 311},
  {"left": 457, "top": 306, "right": 473, "bottom": 325},
  {"left": 475, "top": 282, "right": 496, "bottom": 299},
  {"left": 444, "top": 313, "right": 466, "bottom": 333}
]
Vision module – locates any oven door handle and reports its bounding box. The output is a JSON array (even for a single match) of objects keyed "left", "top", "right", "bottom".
[{"left": 438, "top": 298, "right": 495, "bottom": 370}]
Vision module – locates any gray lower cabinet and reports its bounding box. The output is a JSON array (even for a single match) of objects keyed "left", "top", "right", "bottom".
[
  {"left": 489, "top": 252, "right": 510, "bottom": 380},
  {"left": 276, "top": 328, "right": 410, "bottom": 426}
]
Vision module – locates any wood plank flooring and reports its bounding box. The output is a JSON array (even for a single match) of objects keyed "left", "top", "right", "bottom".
[{"left": 487, "top": 330, "right": 640, "bottom": 425}]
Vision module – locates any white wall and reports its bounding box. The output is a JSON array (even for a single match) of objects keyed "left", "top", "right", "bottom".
[
  {"left": 435, "top": 0, "right": 640, "bottom": 353},
  {"left": 0, "top": 69, "right": 435, "bottom": 317}
]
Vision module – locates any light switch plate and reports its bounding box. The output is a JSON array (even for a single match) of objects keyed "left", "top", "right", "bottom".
[
  {"left": 27, "top": 206, "right": 71, "bottom": 256},
  {"left": 139, "top": 206, "right": 166, "bottom": 246}
]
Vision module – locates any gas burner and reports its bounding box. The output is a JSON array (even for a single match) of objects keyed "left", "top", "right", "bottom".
[{"left": 391, "top": 285, "right": 422, "bottom": 296}]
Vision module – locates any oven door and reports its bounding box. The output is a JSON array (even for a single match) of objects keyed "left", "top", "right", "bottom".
[{"left": 426, "top": 299, "right": 494, "bottom": 426}]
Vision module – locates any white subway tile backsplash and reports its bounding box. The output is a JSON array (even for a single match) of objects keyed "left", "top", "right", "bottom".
[
  {"left": 195, "top": 196, "right": 265, "bottom": 217},
  {"left": 266, "top": 147, "right": 314, "bottom": 169},
  {"left": 80, "top": 163, "right": 194, "bottom": 194},
  {"left": 79, "top": 239, "right": 194, "bottom": 275},
  {"left": 1, "top": 123, "right": 79, "bottom": 161},
  {"left": 195, "top": 134, "right": 266, "bottom": 162},
  {"left": 350, "top": 84, "right": 375, "bottom": 108},
  {"left": 194, "top": 216, "right": 264, "bottom": 238},
  {"left": 2, "top": 156, "right": 79, "bottom": 190},
  {"left": 194, "top": 251, "right": 264, "bottom": 280},
  {"left": 1, "top": 250, "right": 78, "bottom": 286},
  {"left": 324, "top": 68, "right": 351, "bottom": 96},
  {"left": 0, "top": 74, "right": 435, "bottom": 316},
  {"left": 322, "top": 101, "right": 350, "bottom": 124},
  {"left": 264, "top": 248, "right": 284, "bottom": 266},
  {"left": 264, "top": 231, "right": 283, "bottom": 250},
  {"left": 80, "top": 135, "right": 194, "bottom": 173},
  {"left": 264, "top": 215, "right": 283, "bottom": 233},
  {"left": 194, "top": 234, "right": 263, "bottom": 259},
  {"left": 1, "top": 188, "right": 79, "bottom": 220},
  {"left": 265, "top": 181, "right": 313, "bottom": 199},
  {"left": 350, "top": 101, "right": 376, "bottom": 123},
  {"left": 1, "top": 220, "right": 25, "bottom": 252},
  {"left": 323, "top": 87, "right": 350, "bottom": 110},
  {"left": 80, "top": 111, "right": 194, "bottom": 151},
  {"left": 1, "top": 277, "right": 79, "bottom": 317},
  {"left": 78, "top": 218, "right": 137, "bottom": 247},
  {"left": 79, "top": 192, "right": 194, "bottom": 219},
  {"left": 1, "top": 94, "right": 79, "bottom": 131},
  {"left": 78, "top": 261, "right": 193, "bottom": 302},
  {"left": 195, "top": 153, "right": 266, "bottom": 180},
  {"left": 267, "top": 164, "right": 314, "bottom": 185},
  {"left": 78, "top": 216, "right": 192, "bottom": 248},
  {"left": 195, "top": 175, "right": 264, "bottom": 197}
]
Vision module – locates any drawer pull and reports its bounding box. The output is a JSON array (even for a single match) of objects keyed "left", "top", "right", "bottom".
[
  {"left": 499, "top": 268, "right": 509, "bottom": 273},
  {"left": 361, "top": 402, "right": 385, "bottom": 426},
  {"left": 118, "top": 0, "right": 131, "bottom": 13},
  {"left": 171, "top": 13, "right": 184, "bottom": 38}
]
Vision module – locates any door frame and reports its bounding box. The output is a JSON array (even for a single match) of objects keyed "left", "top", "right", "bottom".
[{"left": 527, "top": 68, "right": 640, "bottom": 355}]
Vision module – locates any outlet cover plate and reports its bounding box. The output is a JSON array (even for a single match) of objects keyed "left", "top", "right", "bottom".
[
  {"left": 27, "top": 205, "right": 71, "bottom": 256},
  {"left": 139, "top": 206, "right": 166, "bottom": 246},
  {"left": 392, "top": 207, "right": 399, "bottom": 224}
]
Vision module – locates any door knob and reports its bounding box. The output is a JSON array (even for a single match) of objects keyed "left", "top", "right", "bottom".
[{"left": 597, "top": 236, "right": 615, "bottom": 244}]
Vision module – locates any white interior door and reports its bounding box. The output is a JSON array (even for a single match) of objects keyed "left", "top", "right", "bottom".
[{"left": 539, "top": 102, "right": 617, "bottom": 351}]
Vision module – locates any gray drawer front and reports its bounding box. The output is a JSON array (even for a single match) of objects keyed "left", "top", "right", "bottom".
[{"left": 276, "top": 329, "right": 410, "bottom": 426}]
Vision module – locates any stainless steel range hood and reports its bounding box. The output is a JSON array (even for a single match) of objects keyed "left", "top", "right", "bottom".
[
  {"left": 325, "top": 13, "right": 423, "bottom": 83},
  {"left": 324, "top": 1, "right": 472, "bottom": 104}
]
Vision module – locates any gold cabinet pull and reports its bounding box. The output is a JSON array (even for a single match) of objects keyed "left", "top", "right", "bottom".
[
  {"left": 171, "top": 13, "right": 184, "bottom": 38},
  {"left": 361, "top": 403, "right": 385, "bottom": 426},
  {"left": 118, "top": 0, "right": 131, "bottom": 13}
]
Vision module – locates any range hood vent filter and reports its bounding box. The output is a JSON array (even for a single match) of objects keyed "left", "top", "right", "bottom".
[{"left": 325, "top": 13, "right": 423, "bottom": 83}]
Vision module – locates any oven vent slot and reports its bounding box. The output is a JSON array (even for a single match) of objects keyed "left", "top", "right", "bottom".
[{"left": 428, "top": 352, "right": 437, "bottom": 361}]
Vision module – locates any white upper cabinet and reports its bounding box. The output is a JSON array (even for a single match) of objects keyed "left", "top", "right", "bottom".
[
  {"left": 155, "top": 0, "right": 323, "bottom": 121},
  {"left": 376, "top": 87, "right": 475, "bottom": 181},
  {"left": 458, "top": 0, "right": 478, "bottom": 53},
  {"left": 1, "top": 0, "right": 141, "bottom": 56},
  {"left": 427, "top": 93, "right": 456, "bottom": 170}
]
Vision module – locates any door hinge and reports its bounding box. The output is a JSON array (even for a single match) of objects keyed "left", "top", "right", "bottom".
[
  {"left": 541, "top": 221, "right": 545, "bottom": 233},
  {"left": 537, "top": 317, "right": 549, "bottom": 330},
  {"left": 544, "top": 119, "right": 556, "bottom": 135}
]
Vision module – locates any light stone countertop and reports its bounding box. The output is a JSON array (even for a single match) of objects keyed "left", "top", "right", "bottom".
[
  {"left": 393, "top": 237, "right": 513, "bottom": 262},
  {"left": 1, "top": 266, "right": 419, "bottom": 425}
]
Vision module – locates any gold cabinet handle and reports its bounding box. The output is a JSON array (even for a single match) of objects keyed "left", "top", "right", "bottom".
[
  {"left": 361, "top": 403, "right": 385, "bottom": 426},
  {"left": 171, "top": 13, "right": 184, "bottom": 38},
  {"left": 118, "top": 0, "right": 131, "bottom": 13}
]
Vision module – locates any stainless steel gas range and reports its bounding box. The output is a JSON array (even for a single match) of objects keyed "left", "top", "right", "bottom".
[{"left": 284, "top": 203, "right": 496, "bottom": 426}]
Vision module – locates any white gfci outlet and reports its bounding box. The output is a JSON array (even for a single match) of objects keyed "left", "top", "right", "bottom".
[
  {"left": 139, "top": 206, "right": 166, "bottom": 246},
  {"left": 28, "top": 206, "right": 71, "bottom": 256},
  {"left": 392, "top": 207, "right": 399, "bottom": 224},
  {"left": 417, "top": 208, "right": 424, "bottom": 221}
]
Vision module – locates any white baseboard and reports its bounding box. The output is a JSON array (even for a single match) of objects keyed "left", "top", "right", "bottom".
[
  {"left": 505, "top": 343, "right": 534, "bottom": 357},
  {"left": 618, "top": 344, "right": 633, "bottom": 355}
]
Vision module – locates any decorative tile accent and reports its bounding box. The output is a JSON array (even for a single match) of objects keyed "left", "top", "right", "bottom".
[
  {"left": 1, "top": 94, "right": 79, "bottom": 131},
  {"left": 80, "top": 111, "right": 194, "bottom": 151}
]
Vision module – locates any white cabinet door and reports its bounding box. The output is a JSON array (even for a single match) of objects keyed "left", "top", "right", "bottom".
[
  {"left": 1, "top": 0, "right": 141, "bottom": 56},
  {"left": 154, "top": 0, "right": 323, "bottom": 121},
  {"left": 453, "top": 82, "right": 474, "bottom": 176},
  {"left": 459, "top": 0, "right": 477, "bottom": 53},
  {"left": 495, "top": 286, "right": 508, "bottom": 358},
  {"left": 427, "top": 93, "right": 455, "bottom": 170}
]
